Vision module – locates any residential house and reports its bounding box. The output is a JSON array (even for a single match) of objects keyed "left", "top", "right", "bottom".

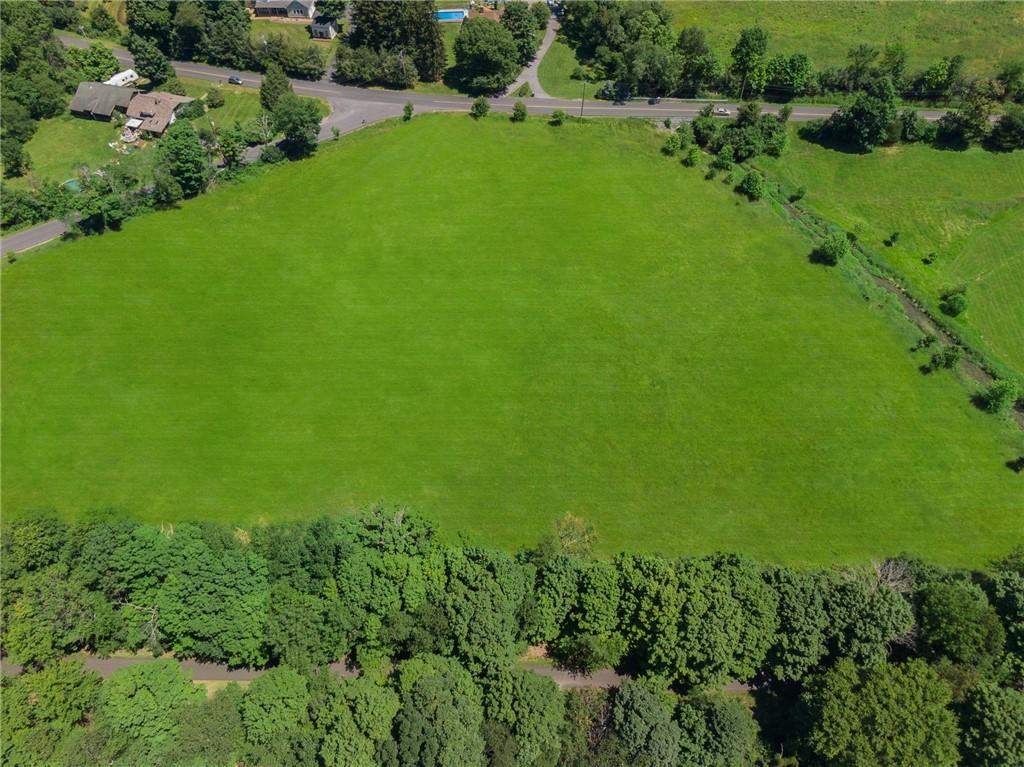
[
  {"left": 125, "top": 92, "right": 195, "bottom": 136},
  {"left": 70, "top": 81, "right": 137, "bottom": 120},
  {"left": 252, "top": 0, "right": 316, "bottom": 19}
]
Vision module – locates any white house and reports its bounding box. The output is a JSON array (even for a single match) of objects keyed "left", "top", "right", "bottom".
[{"left": 103, "top": 69, "right": 140, "bottom": 88}]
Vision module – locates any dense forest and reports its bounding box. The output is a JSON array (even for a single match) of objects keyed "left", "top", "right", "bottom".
[{"left": 2, "top": 508, "right": 1021, "bottom": 766}]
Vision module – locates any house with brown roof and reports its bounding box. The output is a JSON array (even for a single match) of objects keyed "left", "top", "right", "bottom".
[
  {"left": 70, "top": 82, "right": 137, "bottom": 120},
  {"left": 125, "top": 92, "right": 194, "bottom": 136}
]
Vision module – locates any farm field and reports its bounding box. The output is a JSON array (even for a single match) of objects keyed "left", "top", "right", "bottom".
[
  {"left": 755, "top": 130, "right": 1024, "bottom": 378},
  {"left": 664, "top": 1, "right": 1024, "bottom": 75},
  {"left": 540, "top": 1, "right": 1024, "bottom": 98},
  {"left": 3, "top": 115, "right": 1022, "bottom": 565}
]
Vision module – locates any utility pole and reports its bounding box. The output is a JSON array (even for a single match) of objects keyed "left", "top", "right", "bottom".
[{"left": 580, "top": 79, "right": 586, "bottom": 119}]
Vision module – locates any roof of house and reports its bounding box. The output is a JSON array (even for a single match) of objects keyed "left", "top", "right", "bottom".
[
  {"left": 311, "top": 17, "right": 337, "bottom": 28},
  {"left": 70, "top": 82, "right": 136, "bottom": 116},
  {"left": 126, "top": 92, "right": 194, "bottom": 134},
  {"left": 254, "top": 0, "right": 314, "bottom": 10}
]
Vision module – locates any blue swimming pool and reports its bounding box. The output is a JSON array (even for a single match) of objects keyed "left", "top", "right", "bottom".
[{"left": 435, "top": 9, "right": 467, "bottom": 22}]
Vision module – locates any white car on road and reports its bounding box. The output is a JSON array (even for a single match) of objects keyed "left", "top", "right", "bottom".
[{"left": 714, "top": 106, "right": 731, "bottom": 116}]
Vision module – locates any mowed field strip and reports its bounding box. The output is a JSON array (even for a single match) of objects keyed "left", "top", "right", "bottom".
[
  {"left": 3, "top": 115, "right": 1022, "bottom": 564},
  {"left": 756, "top": 130, "right": 1024, "bottom": 378}
]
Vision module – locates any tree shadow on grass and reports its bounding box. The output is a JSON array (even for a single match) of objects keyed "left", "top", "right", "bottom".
[
  {"left": 1005, "top": 457, "right": 1024, "bottom": 474},
  {"left": 796, "top": 123, "right": 871, "bottom": 155}
]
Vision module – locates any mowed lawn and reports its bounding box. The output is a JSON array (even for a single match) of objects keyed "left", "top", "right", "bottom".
[
  {"left": 3, "top": 116, "right": 1022, "bottom": 565},
  {"left": 665, "top": 1, "right": 1024, "bottom": 75},
  {"left": 756, "top": 132, "right": 1024, "bottom": 378}
]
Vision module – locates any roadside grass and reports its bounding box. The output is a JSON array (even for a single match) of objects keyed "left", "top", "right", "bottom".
[
  {"left": 3, "top": 115, "right": 1022, "bottom": 566},
  {"left": 755, "top": 131, "right": 1024, "bottom": 378},
  {"left": 664, "top": 1, "right": 1024, "bottom": 76},
  {"left": 196, "top": 680, "right": 249, "bottom": 697},
  {"left": 537, "top": 37, "right": 598, "bottom": 100}
]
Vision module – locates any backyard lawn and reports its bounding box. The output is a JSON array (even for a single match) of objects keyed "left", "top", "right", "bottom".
[
  {"left": 755, "top": 131, "right": 1024, "bottom": 379},
  {"left": 3, "top": 115, "right": 1021, "bottom": 565},
  {"left": 9, "top": 113, "right": 130, "bottom": 187}
]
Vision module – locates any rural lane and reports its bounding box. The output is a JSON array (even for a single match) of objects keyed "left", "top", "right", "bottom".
[{"left": 1, "top": 653, "right": 626, "bottom": 690}]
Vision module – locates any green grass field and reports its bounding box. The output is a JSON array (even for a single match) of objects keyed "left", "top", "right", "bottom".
[
  {"left": 540, "top": 1, "right": 1024, "bottom": 98},
  {"left": 3, "top": 115, "right": 1021, "bottom": 565},
  {"left": 665, "top": 1, "right": 1024, "bottom": 75},
  {"left": 755, "top": 131, "right": 1024, "bottom": 378}
]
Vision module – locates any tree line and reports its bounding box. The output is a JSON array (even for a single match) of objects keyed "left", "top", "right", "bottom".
[
  {"left": 333, "top": 0, "right": 550, "bottom": 94},
  {"left": 558, "top": 0, "right": 1024, "bottom": 108},
  {"left": 2, "top": 508, "right": 1021, "bottom": 766}
]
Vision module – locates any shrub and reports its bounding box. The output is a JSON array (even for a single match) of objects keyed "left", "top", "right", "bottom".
[
  {"left": 514, "top": 82, "right": 533, "bottom": 98},
  {"left": 510, "top": 100, "right": 528, "bottom": 122},
  {"left": 178, "top": 100, "right": 206, "bottom": 121},
  {"left": 815, "top": 231, "right": 851, "bottom": 265},
  {"left": 675, "top": 122, "right": 693, "bottom": 149},
  {"left": 549, "top": 109, "right": 567, "bottom": 126},
  {"left": 470, "top": 96, "right": 490, "bottom": 119},
  {"left": 789, "top": 186, "right": 806, "bottom": 202},
  {"left": 162, "top": 78, "right": 188, "bottom": 97},
  {"left": 403, "top": 101, "right": 414, "bottom": 121},
  {"left": 737, "top": 169, "right": 766, "bottom": 201},
  {"left": 682, "top": 146, "right": 701, "bottom": 167},
  {"left": 260, "top": 144, "right": 286, "bottom": 164},
  {"left": 661, "top": 133, "right": 681, "bottom": 155},
  {"left": 711, "top": 144, "right": 734, "bottom": 171},
  {"left": 929, "top": 346, "right": 963, "bottom": 372},
  {"left": 206, "top": 88, "right": 225, "bottom": 109},
  {"left": 939, "top": 287, "right": 968, "bottom": 317},
  {"left": 981, "top": 379, "right": 1022, "bottom": 415}
]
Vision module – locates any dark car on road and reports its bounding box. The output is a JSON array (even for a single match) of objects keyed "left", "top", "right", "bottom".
[{"left": 228, "top": 75, "right": 244, "bottom": 85}]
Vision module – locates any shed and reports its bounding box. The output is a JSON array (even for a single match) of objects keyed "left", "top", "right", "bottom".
[{"left": 310, "top": 17, "right": 338, "bottom": 39}]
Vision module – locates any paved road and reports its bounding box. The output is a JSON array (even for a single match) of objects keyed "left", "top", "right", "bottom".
[
  {"left": 0, "top": 219, "right": 69, "bottom": 256},
  {"left": 62, "top": 34, "right": 952, "bottom": 126},
  {"left": 3, "top": 35, "right": 951, "bottom": 257},
  {"left": 508, "top": 16, "right": 559, "bottom": 99}
]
